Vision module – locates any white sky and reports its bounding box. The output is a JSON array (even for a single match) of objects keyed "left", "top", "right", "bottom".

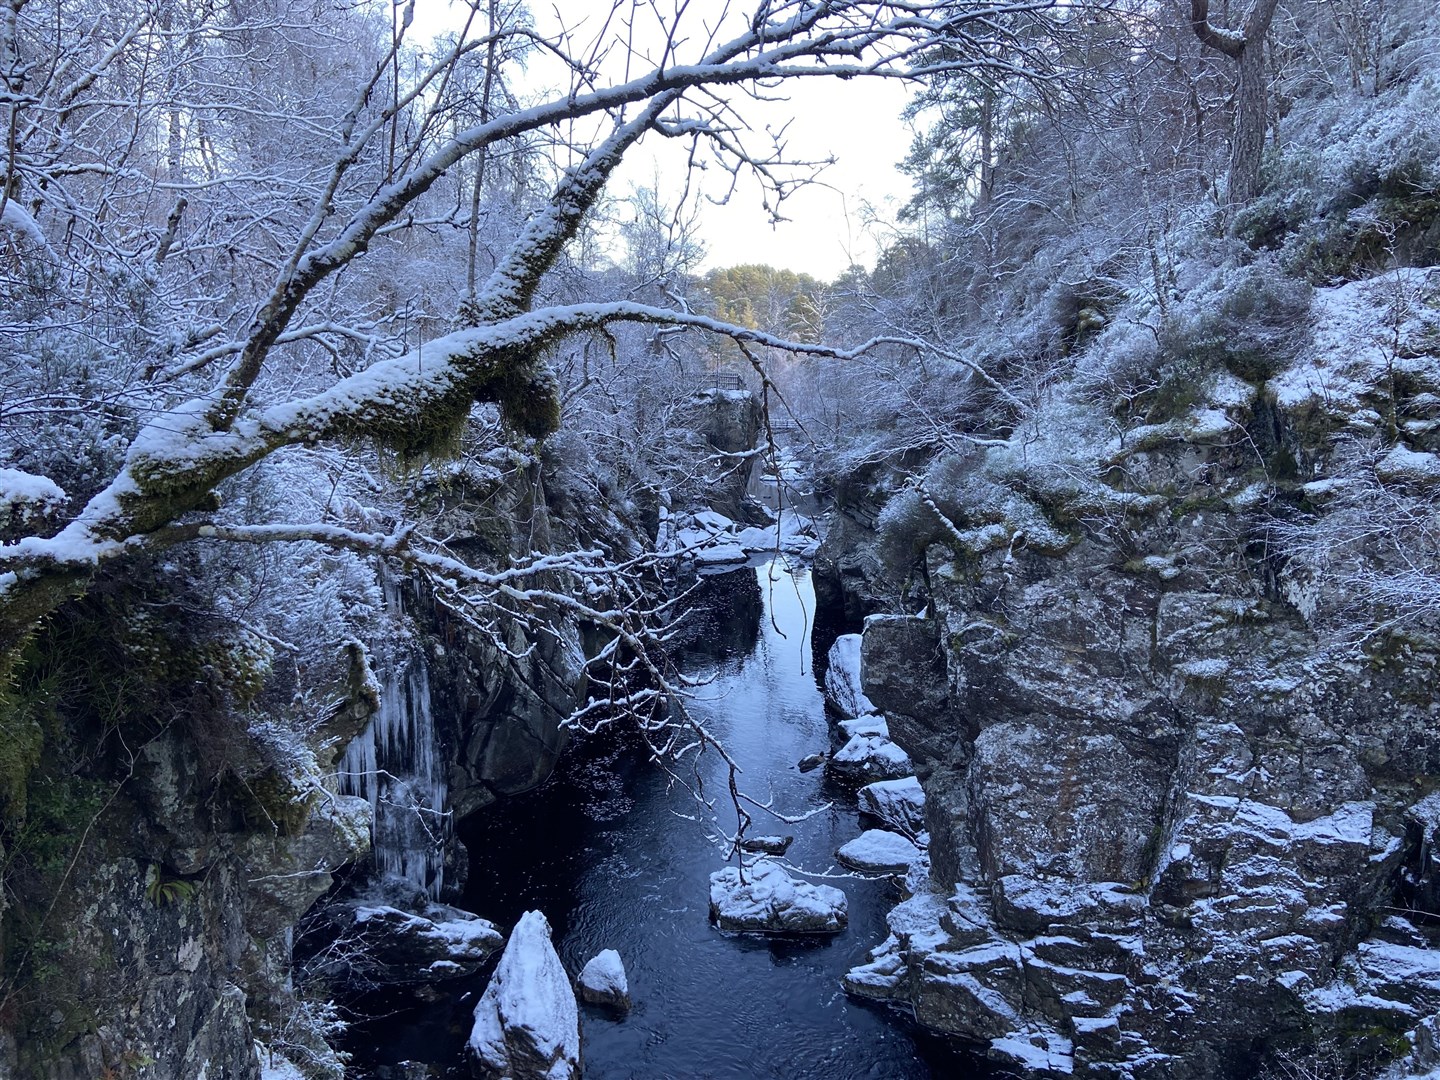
[{"left": 410, "top": 0, "right": 919, "bottom": 281}]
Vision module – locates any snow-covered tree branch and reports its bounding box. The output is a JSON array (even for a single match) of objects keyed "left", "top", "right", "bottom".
[{"left": 0, "top": 0, "right": 1064, "bottom": 658}]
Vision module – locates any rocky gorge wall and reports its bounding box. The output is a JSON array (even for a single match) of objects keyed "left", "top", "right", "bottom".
[
  {"left": 821, "top": 269, "right": 1440, "bottom": 1078},
  {"left": 0, "top": 387, "right": 763, "bottom": 1079}
]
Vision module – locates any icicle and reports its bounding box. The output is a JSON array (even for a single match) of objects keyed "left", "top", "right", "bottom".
[{"left": 338, "top": 577, "right": 450, "bottom": 899}]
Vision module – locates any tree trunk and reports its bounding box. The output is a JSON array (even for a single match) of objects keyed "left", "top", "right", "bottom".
[
  {"left": 1190, "top": 0, "right": 1280, "bottom": 204},
  {"left": 1229, "top": 38, "right": 1267, "bottom": 203},
  {"left": 978, "top": 86, "right": 995, "bottom": 209}
]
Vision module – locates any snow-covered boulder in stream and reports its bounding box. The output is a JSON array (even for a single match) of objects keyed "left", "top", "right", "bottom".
[
  {"left": 839, "top": 714, "right": 888, "bottom": 739},
  {"left": 709, "top": 860, "right": 848, "bottom": 934},
  {"left": 308, "top": 902, "right": 503, "bottom": 986},
  {"left": 468, "top": 910, "right": 580, "bottom": 1080},
  {"left": 823, "top": 634, "right": 876, "bottom": 719},
  {"left": 670, "top": 509, "right": 748, "bottom": 566},
  {"left": 826, "top": 732, "right": 912, "bottom": 784},
  {"left": 837, "top": 829, "right": 925, "bottom": 875},
  {"left": 857, "top": 776, "right": 926, "bottom": 835},
  {"left": 733, "top": 511, "right": 821, "bottom": 558},
  {"left": 577, "top": 949, "right": 631, "bottom": 1010}
]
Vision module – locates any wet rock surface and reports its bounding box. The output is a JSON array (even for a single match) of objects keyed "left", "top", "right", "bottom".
[{"left": 304, "top": 901, "right": 503, "bottom": 987}]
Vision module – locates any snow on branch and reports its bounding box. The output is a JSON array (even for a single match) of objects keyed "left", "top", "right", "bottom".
[{"left": 0, "top": 0, "right": 1073, "bottom": 654}]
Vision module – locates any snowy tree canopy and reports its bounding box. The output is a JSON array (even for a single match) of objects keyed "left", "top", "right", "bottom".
[{"left": 0, "top": 0, "right": 1072, "bottom": 657}]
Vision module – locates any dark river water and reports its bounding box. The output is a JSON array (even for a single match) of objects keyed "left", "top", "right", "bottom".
[{"left": 352, "top": 558, "right": 991, "bottom": 1079}]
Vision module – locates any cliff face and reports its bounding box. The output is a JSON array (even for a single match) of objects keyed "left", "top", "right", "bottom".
[
  {"left": 826, "top": 269, "right": 1440, "bottom": 1078},
  {"left": 0, "top": 595, "right": 377, "bottom": 1080},
  {"left": 0, "top": 390, "right": 767, "bottom": 1079}
]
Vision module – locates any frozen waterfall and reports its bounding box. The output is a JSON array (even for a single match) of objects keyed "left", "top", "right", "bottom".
[{"left": 339, "top": 580, "right": 450, "bottom": 899}]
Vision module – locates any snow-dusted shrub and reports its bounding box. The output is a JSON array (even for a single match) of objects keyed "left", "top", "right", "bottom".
[
  {"left": 1159, "top": 260, "right": 1313, "bottom": 385},
  {"left": 1319, "top": 75, "right": 1440, "bottom": 203},
  {"left": 876, "top": 485, "right": 944, "bottom": 572},
  {"left": 1241, "top": 73, "right": 1440, "bottom": 278},
  {"left": 1272, "top": 438, "right": 1440, "bottom": 640},
  {"left": 0, "top": 329, "right": 133, "bottom": 501},
  {"left": 1073, "top": 318, "right": 1163, "bottom": 408}
]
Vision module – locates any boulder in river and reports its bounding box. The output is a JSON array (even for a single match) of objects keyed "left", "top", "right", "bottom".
[
  {"left": 825, "top": 733, "right": 912, "bottom": 784},
  {"left": 709, "top": 860, "right": 847, "bottom": 934},
  {"left": 857, "top": 776, "right": 926, "bottom": 835},
  {"left": 307, "top": 901, "right": 503, "bottom": 987},
  {"left": 738, "top": 834, "right": 793, "bottom": 855},
  {"left": 577, "top": 949, "right": 631, "bottom": 1011},
  {"left": 796, "top": 751, "right": 826, "bottom": 772},
  {"left": 468, "top": 910, "right": 580, "bottom": 1080},
  {"left": 836, "top": 829, "right": 924, "bottom": 875}
]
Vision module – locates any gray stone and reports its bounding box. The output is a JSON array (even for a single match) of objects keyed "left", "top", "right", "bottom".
[
  {"left": 738, "top": 834, "right": 793, "bottom": 855},
  {"left": 825, "top": 733, "right": 912, "bottom": 784},
  {"left": 815, "top": 343, "right": 1440, "bottom": 1075},
  {"left": 308, "top": 901, "right": 503, "bottom": 987},
  {"left": 857, "top": 776, "right": 926, "bottom": 835}
]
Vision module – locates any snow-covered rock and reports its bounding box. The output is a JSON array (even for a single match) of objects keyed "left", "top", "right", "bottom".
[
  {"left": 737, "top": 834, "right": 793, "bottom": 855},
  {"left": 577, "top": 949, "right": 630, "bottom": 1010},
  {"left": 669, "top": 509, "right": 747, "bottom": 565},
  {"left": 732, "top": 510, "right": 822, "bottom": 557},
  {"left": 839, "top": 713, "right": 888, "bottom": 739},
  {"left": 309, "top": 902, "right": 503, "bottom": 986},
  {"left": 826, "top": 733, "right": 912, "bottom": 784},
  {"left": 695, "top": 541, "right": 748, "bottom": 565},
  {"left": 468, "top": 910, "right": 580, "bottom": 1080},
  {"left": 857, "top": 776, "right": 926, "bottom": 835},
  {"left": 988, "top": 1029, "right": 1076, "bottom": 1077},
  {"left": 1376, "top": 444, "right": 1440, "bottom": 485},
  {"left": 836, "top": 829, "right": 924, "bottom": 874},
  {"left": 824, "top": 634, "right": 876, "bottom": 719},
  {"left": 709, "top": 860, "right": 847, "bottom": 934}
]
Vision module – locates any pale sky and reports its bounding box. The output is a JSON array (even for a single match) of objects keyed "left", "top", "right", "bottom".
[{"left": 411, "top": 1, "right": 919, "bottom": 281}]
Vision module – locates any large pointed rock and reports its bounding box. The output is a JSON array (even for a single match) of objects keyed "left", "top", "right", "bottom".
[{"left": 467, "top": 910, "right": 580, "bottom": 1080}]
